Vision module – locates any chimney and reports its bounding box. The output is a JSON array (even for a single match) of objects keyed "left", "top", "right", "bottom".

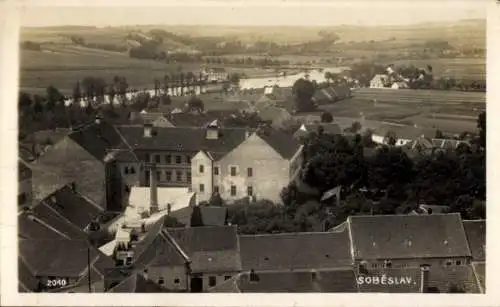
[
  {"left": 70, "top": 182, "right": 76, "bottom": 192},
  {"left": 205, "top": 126, "right": 220, "bottom": 140},
  {"left": 420, "top": 265, "right": 430, "bottom": 293},
  {"left": 150, "top": 165, "right": 159, "bottom": 214},
  {"left": 143, "top": 124, "right": 153, "bottom": 138}
]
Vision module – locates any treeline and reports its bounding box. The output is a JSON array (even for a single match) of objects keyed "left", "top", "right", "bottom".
[
  {"left": 68, "top": 35, "right": 128, "bottom": 52},
  {"left": 20, "top": 41, "right": 42, "bottom": 51}
]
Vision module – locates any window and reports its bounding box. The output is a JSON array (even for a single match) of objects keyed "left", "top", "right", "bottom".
[
  {"left": 186, "top": 155, "right": 191, "bottom": 164},
  {"left": 145, "top": 171, "right": 150, "bottom": 185},
  {"left": 384, "top": 260, "right": 392, "bottom": 268},
  {"left": 165, "top": 155, "right": 172, "bottom": 164},
  {"left": 199, "top": 184, "right": 205, "bottom": 193},
  {"left": 155, "top": 155, "right": 161, "bottom": 163},
  {"left": 231, "top": 185, "right": 237, "bottom": 196},
  {"left": 208, "top": 276, "right": 216, "bottom": 287},
  {"left": 214, "top": 186, "right": 219, "bottom": 193},
  {"left": 158, "top": 277, "right": 165, "bottom": 285},
  {"left": 145, "top": 153, "right": 150, "bottom": 162},
  {"left": 166, "top": 171, "right": 172, "bottom": 182},
  {"left": 199, "top": 165, "right": 204, "bottom": 173},
  {"left": 247, "top": 186, "right": 253, "bottom": 196},
  {"left": 224, "top": 276, "right": 231, "bottom": 281},
  {"left": 230, "top": 166, "right": 237, "bottom": 176},
  {"left": 174, "top": 278, "right": 180, "bottom": 284},
  {"left": 456, "top": 260, "right": 462, "bottom": 266},
  {"left": 214, "top": 166, "right": 219, "bottom": 175},
  {"left": 176, "top": 155, "right": 182, "bottom": 164},
  {"left": 176, "top": 171, "right": 182, "bottom": 182},
  {"left": 156, "top": 171, "right": 161, "bottom": 181},
  {"left": 445, "top": 260, "right": 452, "bottom": 267},
  {"left": 187, "top": 171, "right": 192, "bottom": 183},
  {"left": 130, "top": 167, "right": 135, "bottom": 174},
  {"left": 247, "top": 167, "right": 253, "bottom": 177},
  {"left": 371, "top": 263, "right": 378, "bottom": 269},
  {"left": 124, "top": 167, "right": 129, "bottom": 175}
]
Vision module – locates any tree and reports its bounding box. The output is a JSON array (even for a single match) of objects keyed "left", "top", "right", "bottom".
[
  {"left": 187, "top": 96, "right": 204, "bottom": 113},
  {"left": 320, "top": 111, "right": 334, "bottom": 123},
  {"left": 72, "top": 81, "right": 82, "bottom": 102},
  {"left": 46, "top": 85, "right": 64, "bottom": 111},
  {"left": 18, "top": 92, "right": 33, "bottom": 110},
  {"left": 292, "top": 78, "right": 315, "bottom": 112},
  {"left": 229, "top": 73, "right": 240, "bottom": 84},
  {"left": 367, "top": 146, "right": 414, "bottom": 194},
  {"left": 108, "top": 85, "right": 116, "bottom": 106},
  {"left": 477, "top": 111, "right": 486, "bottom": 149},
  {"left": 435, "top": 129, "right": 445, "bottom": 139},
  {"left": 190, "top": 206, "right": 205, "bottom": 227},
  {"left": 350, "top": 121, "right": 362, "bottom": 133}
]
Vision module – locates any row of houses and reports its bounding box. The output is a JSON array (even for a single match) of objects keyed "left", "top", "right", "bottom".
[{"left": 18, "top": 212, "right": 485, "bottom": 293}]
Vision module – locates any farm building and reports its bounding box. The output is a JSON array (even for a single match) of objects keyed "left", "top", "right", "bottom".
[
  {"left": 370, "top": 74, "right": 390, "bottom": 88},
  {"left": 312, "top": 85, "right": 352, "bottom": 105}
]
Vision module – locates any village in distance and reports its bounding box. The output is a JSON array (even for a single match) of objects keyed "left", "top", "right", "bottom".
[{"left": 17, "top": 7, "right": 486, "bottom": 294}]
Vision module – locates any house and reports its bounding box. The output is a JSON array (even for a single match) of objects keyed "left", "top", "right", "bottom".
[
  {"left": 391, "top": 82, "right": 409, "bottom": 89},
  {"left": 19, "top": 239, "right": 113, "bottom": 292},
  {"left": 30, "top": 118, "right": 137, "bottom": 212},
  {"left": 312, "top": 85, "right": 352, "bottom": 105},
  {"left": 293, "top": 123, "right": 342, "bottom": 140},
  {"left": 347, "top": 213, "right": 472, "bottom": 269},
  {"left": 254, "top": 105, "right": 292, "bottom": 128},
  {"left": 202, "top": 67, "right": 228, "bottom": 83},
  {"left": 120, "top": 218, "right": 241, "bottom": 293},
  {"left": 191, "top": 125, "right": 303, "bottom": 204},
  {"left": 169, "top": 206, "right": 228, "bottom": 227},
  {"left": 239, "top": 231, "right": 352, "bottom": 273},
  {"left": 370, "top": 74, "right": 389, "bottom": 88},
  {"left": 129, "top": 112, "right": 175, "bottom": 128},
  {"left": 19, "top": 159, "right": 33, "bottom": 207}
]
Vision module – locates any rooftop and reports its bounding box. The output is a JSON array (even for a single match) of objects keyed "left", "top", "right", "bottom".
[
  {"left": 348, "top": 213, "right": 472, "bottom": 260},
  {"left": 239, "top": 231, "right": 352, "bottom": 272},
  {"left": 463, "top": 220, "right": 486, "bottom": 262},
  {"left": 169, "top": 206, "right": 227, "bottom": 227}
]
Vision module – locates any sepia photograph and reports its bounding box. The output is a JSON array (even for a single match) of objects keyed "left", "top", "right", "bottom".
[{"left": 2, "top": 0, "right": 492, "bottom": 301}]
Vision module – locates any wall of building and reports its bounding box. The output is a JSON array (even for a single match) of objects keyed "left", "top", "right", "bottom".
[
  {"left": 136, "top": 150, "right": 195, "bottom": 188},
  {"left": 191, "top": 152, "right": 214, "bottom": 204},
  {"left": 356, "top": 257, "right": 471, "bottom": 270},
  {"left": 201, "top": 272, "right": 237, "bottom": 291},
  {"left": 147, "top": 265, "right": 189, "bottom": 291},
  {"left": 214, "top": 133, "right": 291, "bottom": 204}
]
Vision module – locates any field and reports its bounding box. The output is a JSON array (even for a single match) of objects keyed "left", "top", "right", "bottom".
[
  {"left": 383, "top": 58, "right": 486, "bottom": 80},
  {"left": 314, "top": 88, "right": 485, "bottom": 135}
]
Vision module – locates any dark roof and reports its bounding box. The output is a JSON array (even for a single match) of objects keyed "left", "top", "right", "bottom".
[
  {"left": 463, "top": 220, "right": 486, "bottom": 261},
  {"left": 357, "top": 266, "right": 480, "bottom": 293},
  {"left": 169, "top": 206, "right": 227, "bottom": 227},
  {"left": 19, "top": 239, "right": 108, "bottom": 278},
  {"left": 68, "top": 120, "right": 128, "bottom": 161},
  {"left": 31, "top": 137, "right": 107, "bottom": 207},
  {"left": 18, "top": 256, "right": 39, "bottom": 292},
  {"left": 108, "top": 273, "right": 171, "bottom": 293},
  {"left": 18, "top": 212, "right": 71, "bottom": 240},
  {"left": 168, "top": 226, "right": 241, "bottom": 273},
  {"left": 236, "top": 270, "right": 359, "bottom": 292},
  {"left": 313, "top": 86, "right": 351, "bottom": 104},
  {"left": 239, "top": 231, "right": 352, "bottom": 272},
  {"left": 167, "top": 111, "right": 239, "bottom": 128},
  {"left": 31, "top": 201, "right": 89, "bottom": 239},
  {"left": 116, "top": 126, "right": 247, "bottom": 157},
  {"left": 130, "top": 112, "right": 172, "bottom": 126},
  {"left": 348, "top": 213, "right": 472, "bottom": 260},
  {"left": 256, "top": 129, "right": 302, "bottom": 160},
  {"left": 294, "top": 123, "right": 342, "bottom": 139},
  {"left": 39, "top": 185, "right": 103, "bottom": 230}
]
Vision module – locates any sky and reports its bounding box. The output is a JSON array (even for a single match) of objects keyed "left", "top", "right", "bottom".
[{"left": 19, "top": 0, "right": 487, "bottom": 27}]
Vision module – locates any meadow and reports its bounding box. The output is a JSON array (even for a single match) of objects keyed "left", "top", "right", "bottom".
[{"left": 317, "top": 88, "right": 485, "bottom": 135}]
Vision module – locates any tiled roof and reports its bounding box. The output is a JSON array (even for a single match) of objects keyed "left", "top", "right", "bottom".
[
  {"left": 348, "top": 213, "right": 472, "bottom": 260},
  {"left": 107, "top": 273, "right": 171, "bottom": 293},
  {"left": 167, "top": 226, "right": 241, "bottom": 273},
  {"left": 31, "top": 137, "right": 107, "bottom": 208},
  {"left": 167, "top": 111, "right": 240, "bottom": 128},
  {"left": 236, "top": 270, "right": 359, "bottom": 292},
  {"left": 255, "top": 105, "right": 291, "bottom": 124},
  {"left": 116, "top": 126, "right": 247, "bottom": 156},
  {"left": 18, "top": 256, "right": 40, "bottom": 292},
  {"left": 39, "top": 185, "right": 103, "bottom": 230},
  {"left": 169, "top": 206, "right": 227, "bottom": 227},
  {"left": 68, "top": 120, "right": 128, "bottom": 162},
  {"left": 239, "top": 231, "right": 352, "bottom": 272},
  {"left": 18, "top": 212, "right": 67, "bottom": 240},
  {"left": 357, "top": 266, "right": 481, "bottom": 293},
  {"left": 19, "top": 239, "right": 109, "bottom": 278},
  {"left": 256, "top": 129, "right": 302, "bottom": 160},
  {"left": 463, "top": 220, "right": 486, "bottom": 261}
]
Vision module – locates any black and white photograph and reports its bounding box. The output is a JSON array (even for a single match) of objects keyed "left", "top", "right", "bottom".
[{"left": 0, "top": 0, "right": 494, "bottom": 302}]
